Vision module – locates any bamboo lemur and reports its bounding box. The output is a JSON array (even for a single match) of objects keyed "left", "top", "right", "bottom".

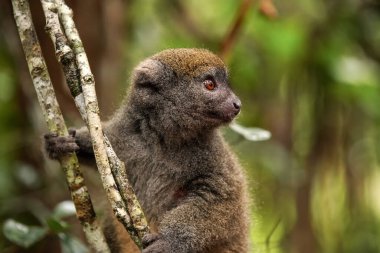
[{"left": 45, "top": 48, "right": 249, "bottom": 253}]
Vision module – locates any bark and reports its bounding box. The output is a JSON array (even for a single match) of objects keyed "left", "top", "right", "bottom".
[
  {"left": 54, "top": 0, "right": 149, "bottom": 247},
  {"left": 11, "top": 0, "right": 110, "bottom": 252}
]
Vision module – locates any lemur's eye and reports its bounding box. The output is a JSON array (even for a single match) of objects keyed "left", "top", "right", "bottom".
[{"left": 203, "top": 79, "right": 216, "bottom": 91}]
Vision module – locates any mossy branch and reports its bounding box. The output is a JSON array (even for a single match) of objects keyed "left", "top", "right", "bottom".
[{"left": 11, "top": 0, "right": 110, "bottom": 252}]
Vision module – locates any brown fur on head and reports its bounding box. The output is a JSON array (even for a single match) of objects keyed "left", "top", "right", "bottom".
[{"left": 151, "top": 48, "right": 226, "bottom": 77}]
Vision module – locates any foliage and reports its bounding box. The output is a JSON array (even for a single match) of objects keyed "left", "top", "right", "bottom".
[{"left": 2, "top": 201, "right": 87, "bottom": 252}]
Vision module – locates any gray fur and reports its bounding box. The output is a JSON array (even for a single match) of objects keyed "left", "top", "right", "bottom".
[{"left": 45, "top": 48, "right": 249, "bottom": 253}]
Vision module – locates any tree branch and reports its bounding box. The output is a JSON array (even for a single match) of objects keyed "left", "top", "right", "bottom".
[
  {"left": 11, "top": 0, "right": 110, "bottom": 252},
  {"left": 219, "top": 0, "right": 254, "bottom": 60},
  {"left": 219, "top": 0, "right": 278, "bottom": 60},
  {"left": 53, "top": 0, "right": 149, "bottom": 247}
]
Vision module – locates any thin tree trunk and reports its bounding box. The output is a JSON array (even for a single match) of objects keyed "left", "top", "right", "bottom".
[{"left": 11, "top": 1, "right": 110, "bottom": 252}]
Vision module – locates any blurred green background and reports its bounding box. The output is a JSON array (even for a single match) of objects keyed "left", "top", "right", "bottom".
[{"left": 1, "top": 0, "right": 380, "bottom": 252}]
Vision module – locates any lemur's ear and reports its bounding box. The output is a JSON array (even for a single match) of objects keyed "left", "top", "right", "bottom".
[{"left": 132, "top": 59, "right": 172, "bottom": 89}]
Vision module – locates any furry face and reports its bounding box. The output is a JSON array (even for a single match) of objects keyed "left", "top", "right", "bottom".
[{"left": 130, "top": 48, "right": 241, "bottom": 137}]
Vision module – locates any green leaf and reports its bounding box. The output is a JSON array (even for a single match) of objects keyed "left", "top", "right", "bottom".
[
  {"left": 59, "top": 233, "right": 89, "bottom": 253},
  {"left": 46, "top": 217, "right": 69, "bottom": 233},
  {"left": 53, "top": 201, "right": 76, "bottom": 219},
  {"left": 2, "top": 219, "right": 48, "bottom": 248}
]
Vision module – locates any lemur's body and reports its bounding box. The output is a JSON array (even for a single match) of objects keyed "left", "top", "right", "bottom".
[{"left": 45, "top": 48, "right": 249, "bottom": 253}]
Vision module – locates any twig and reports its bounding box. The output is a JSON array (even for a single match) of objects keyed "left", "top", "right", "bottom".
[
  {"left": 265, "top": 218, "right": 281, "bottom": 248},
  {"left": 11, "top": 1, "right": 110, "bottom": 252},
  {"left": 219, "top": 0, "right": 254, "bottom": 60},
  {"left": 259, "top": 0, "right": 278, "bottom": 19},
  {"left": 105, "top": 136, "right": 150, "bottom": 238},
  {"left": 39, "top": 0, "right": 86, "bottom": 121},
  {"left": 219, "top": 0, "right": 278, "bottom": 60},
  {"left": 53, "top": 0, "right": 149, "bottom": 247},
  {"left": 53, "top": 0, "right": 139, "bottom": 245}
]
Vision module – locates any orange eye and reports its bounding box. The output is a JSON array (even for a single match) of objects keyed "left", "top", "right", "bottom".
[{"left": 204, "top": 79, "right": 216, "bottom": 91}]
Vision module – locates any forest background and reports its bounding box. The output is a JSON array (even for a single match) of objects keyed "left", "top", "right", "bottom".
[{"left": 0, "top": 1, "right": 380, "bottom": 252}]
